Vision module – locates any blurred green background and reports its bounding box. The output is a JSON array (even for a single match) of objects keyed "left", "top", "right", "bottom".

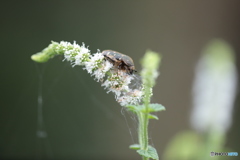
[{"left": 0, "top": 1, "right": 239, "bottom": 160}]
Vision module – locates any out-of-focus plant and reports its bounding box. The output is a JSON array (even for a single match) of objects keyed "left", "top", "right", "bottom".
[
  {"left": 162, "top": 39, "right": 238, "bottom": 160},
  {"left": 31, "top": 41, "right": 165, "bottom": 160},
  {"left": 127, "top": 51, "right": 165, "bottom": 160}
]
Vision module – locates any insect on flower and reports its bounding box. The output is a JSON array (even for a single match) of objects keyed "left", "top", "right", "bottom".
[{"left": 102, "top": 50, "right": 137, "bottom": 75}]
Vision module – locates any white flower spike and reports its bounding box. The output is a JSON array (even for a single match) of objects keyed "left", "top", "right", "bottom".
[{"left": 57, "top": 41, "right": 143, "bottom": 106}]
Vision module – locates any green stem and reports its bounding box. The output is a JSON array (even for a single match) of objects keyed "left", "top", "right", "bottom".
[
  {"left": 143, "top": 113, "right": 149, "bottom": 150},
  {"left": 138, "top": 112, "right": 149, "bottom": 160},
  {"left": 137, "top": 112, "right": 142, "bottom": 147},
  {"left": 138, "top": 111, "right": 149, "bottom": 160},
  {"left": 143, "top": 112, "right": 149, "bottom": 160},
  {"left": 138, "top": 87, "right": 151, "bottom": 160}
]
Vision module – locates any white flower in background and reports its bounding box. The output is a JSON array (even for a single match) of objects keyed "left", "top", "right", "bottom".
[
  {"left": 191, "top": 40, "right": 238, "bottom": 134},
  {"left": 58, "top": 41, "right": 143, "bottom": 106}
]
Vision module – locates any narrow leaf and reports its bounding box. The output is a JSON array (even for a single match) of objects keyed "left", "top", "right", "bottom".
[
  {"left": 139, "top": 103, "right": 165, "bottom": 113},
  {"left": 129, "top": 144, "right": 141, "bottom": 150},
  {"left": 148, "top": 114, "right": 159, "bottom": 120}
]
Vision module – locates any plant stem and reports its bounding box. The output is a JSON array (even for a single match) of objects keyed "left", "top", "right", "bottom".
[
  {"left": 138, "top": 96, "right": 150, "bottom": 160},
  {"left": 143, "top": 112, "right": 149, "bottom": 160},
  {"left": 138, "top": 111, "right": 149, "bottom": 160}
]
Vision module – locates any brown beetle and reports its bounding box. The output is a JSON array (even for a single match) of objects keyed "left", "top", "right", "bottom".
[{"left": 102, "top": 50, "right": 137, "bottom": 74}]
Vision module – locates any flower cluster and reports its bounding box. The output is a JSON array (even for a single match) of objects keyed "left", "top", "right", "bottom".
[
  {"left": 57, "top": 41, "right": 143, "bottom": 106},
  {"left": 55, "top": 41, "right": 90, "bottom": 66}
]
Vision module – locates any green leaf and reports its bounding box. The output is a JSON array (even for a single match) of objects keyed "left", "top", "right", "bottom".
[
  {"left": 129, "top": 144, "right": 141, "bottom": 150},
  {"left": 125, "top": 105, "right": 139, "bottom": 113},
  {"left": 148, "top": 146, "right": 159, "bottom": 160},
  {"left": 148, "top": 114, "right": 159, "bottom": 120},
  {"left": 137, "top": 146, "right": 159, "bottom": 160},
  {"left": 126, "top": 104, "right": 165, "bottom": 114},
  {"left": 137, "top": 150, "right": 148, "bottom": 157},
  {"left": 138, "top": 103, "right": 165, "bottom": 113},
  {"left": 148, "top": 104, "right": 165, "bottom": 112}
]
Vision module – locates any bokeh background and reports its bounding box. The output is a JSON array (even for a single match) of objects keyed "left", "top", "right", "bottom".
[{"left": 0, "top": 1, "right": 239, "bottom": 160}]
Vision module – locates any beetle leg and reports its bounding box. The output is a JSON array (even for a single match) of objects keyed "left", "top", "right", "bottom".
[
  {"left": 117, "top": 62, "right": 123, "bottom": 75},
  {"left": 122, "top": 65, "right": 130, "bottom": 75},
  {"left": 118, "top": 62, "right": 122, "bottom": 69}
]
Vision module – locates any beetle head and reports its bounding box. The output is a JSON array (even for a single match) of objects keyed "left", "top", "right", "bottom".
[{"left": 129, "top": 66, "right": 137, "bottom": 74}]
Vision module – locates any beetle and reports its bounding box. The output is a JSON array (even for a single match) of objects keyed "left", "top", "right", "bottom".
[{"left": 102, "top": 50, "right": 137, "bottom": 74}]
